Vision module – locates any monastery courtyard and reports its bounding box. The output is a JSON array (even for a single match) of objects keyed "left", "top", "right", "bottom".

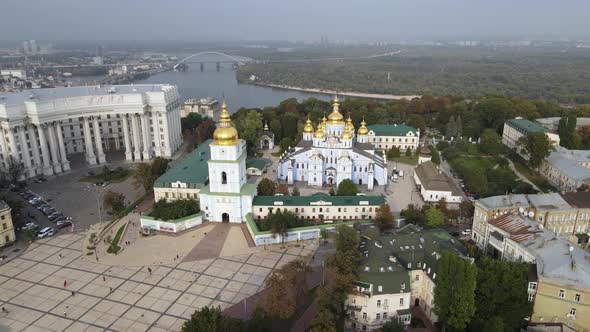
[{"left": 0, "top": 225, "right": 316, "bottom": 332}]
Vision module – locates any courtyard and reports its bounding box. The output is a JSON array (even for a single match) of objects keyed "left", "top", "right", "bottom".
[{"left": 0, "top": 224, "right": 315, "bottom": 332}]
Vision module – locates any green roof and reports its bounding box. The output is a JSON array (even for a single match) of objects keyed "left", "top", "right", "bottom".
[
  {"left": 357, "top": 225, "right": 469, "bottom": 294},
  {"left": 252, "top": 193, "right": 385, "bottom": 206},
  {"left": 246, "top": 158, "right": 271, "bottom": 170},
  {"left": 154, "top": 139, "right": 211, "bottom": 188},
  {"left": 367, "top": 124, "right": 418, "bottom": 136},
  {"left": 507, "top": 118, "right": 547, "bottom": 134}
]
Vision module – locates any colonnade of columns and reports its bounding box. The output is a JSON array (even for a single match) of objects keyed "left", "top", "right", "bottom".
[{"left": 0, "top": 109, "right": 181, "bottom": 180}]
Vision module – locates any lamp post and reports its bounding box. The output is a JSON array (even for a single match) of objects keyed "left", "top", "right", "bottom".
[{"left": 84, "top": 185, "right": 104, "bottom": 225}]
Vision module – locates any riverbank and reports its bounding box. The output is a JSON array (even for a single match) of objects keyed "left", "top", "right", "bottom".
[{"left": 253, "top": 82, "right": 420, "bottom": 100}]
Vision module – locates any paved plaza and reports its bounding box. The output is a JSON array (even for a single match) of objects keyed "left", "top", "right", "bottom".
[{"left": 0, "top": 231, "right": 316, "bottom": 331}]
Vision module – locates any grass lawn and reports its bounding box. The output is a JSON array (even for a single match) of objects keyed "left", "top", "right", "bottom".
[
  {"left": 107, "top": 224, "right": 125, "bottom": 254},
  {"left": 511, "top": 158, "right": 556, "bottom": 193},
  {"left": 80, "top": 168, "right": 132, "bottom": 183},
  {"left": 392, "top": 155, "right": 418, "bottom": 165},
  {"left": 271, "top": 151, "right": 283, "bottom": 157}
]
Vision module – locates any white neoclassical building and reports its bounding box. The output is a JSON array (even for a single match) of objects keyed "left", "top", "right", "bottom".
[{"left": 0, "top": 85, "right": 183, "bottom": 179}]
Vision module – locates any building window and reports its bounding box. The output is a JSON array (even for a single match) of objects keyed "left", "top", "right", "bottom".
[
  {"left": 400, "top": 298, "right": 404, "bottom": 306},
  {"left": 377, "top": 300, "right": 381, "bottom": 307},
  {"left": 559, "top": 290, "right": 565, "bottom": 298},
  {"left": 575, "top": 294, "right": 580, "bottom": 302},
  {"left": 569, "top": 308, "right": 576, "bottom": 318},
  {"left": 528, "top": 293, "right": 535, "bottom": 302},
  {"left": 415, "top": 275, "right": 419, "bottom": 281},
  {"left": 376, "top": 313, "right": 380, "bottom": 320},
  {"left": 362, "top": 312, "right": 367, "bottom": 320},
  {"left": 383, "top": 312, "right": 388, "bottom": 320},
  {"left": 221, "top": 171, "right": 227, "bottom": 184},
  {"left": 383, "top": 299, "right": 388, "bottom": 307},
  {"left": 528, "top": 283, "right": 537, "bottom": 291}
]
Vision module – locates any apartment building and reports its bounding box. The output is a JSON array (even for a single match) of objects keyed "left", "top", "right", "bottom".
[
  {"left": 471, "top": 193, "right": 590, "bottom": 248},
  {"left": 345, "top": 225, "right": 469, "bottom": 330},
  {"left": 0, "top": 201, "right": 15, "bottom": 247}
]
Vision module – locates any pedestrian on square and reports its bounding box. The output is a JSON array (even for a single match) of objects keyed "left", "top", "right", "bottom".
[
  {"left": 64, "top": 280, "right": 67, "bottom": 287},
  {"left": 71, "top": 291, "right": 75, "bottom": 296},
  {"left": 102, "top": 275, "right": 106, "bottom": 282},
  {"left": 147, "top": 267, "right": 152, "bottom": 274}
]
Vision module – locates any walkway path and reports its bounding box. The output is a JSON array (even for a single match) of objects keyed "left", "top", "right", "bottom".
[
  {"left": 504, "top": 158, "right": 541, "bottom": 192},
  {"left": 182, "top": 223, "right": 231, "bottom": 262}
]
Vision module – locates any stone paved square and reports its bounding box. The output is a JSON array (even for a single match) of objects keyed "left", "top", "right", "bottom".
[{"left": 0, "top": 224, "right": 317, "bottom": 331}]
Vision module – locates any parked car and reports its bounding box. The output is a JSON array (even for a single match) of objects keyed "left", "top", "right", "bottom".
[
  {"left": 450, "top": 231, "right": 460, "bottom": 237},
  {"left": 23, "top": 222, "right": 39, "bottom": 232},
  {"left": 48, "top": 213, "right": 64, "bottom": 221},
  {"left": 398, "top": 170, "right": 404, "bottom": 178},
  {"left": 57, "top": 220, "right": 72, "bottom": 228},
  {"left": 461, "top": 229, "right": 472, "bottom": 236},
  {"left": 37, "top": 227, "right": 56, "bottom": 238}
]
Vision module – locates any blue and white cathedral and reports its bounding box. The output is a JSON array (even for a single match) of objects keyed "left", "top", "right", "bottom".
[{"left": 278, "top": 97, "right": 388, "bottom": 190}]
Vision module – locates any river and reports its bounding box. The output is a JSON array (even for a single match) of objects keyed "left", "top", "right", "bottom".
[{"left": 132, "top": 60, "right": 331, "bottom": 110}]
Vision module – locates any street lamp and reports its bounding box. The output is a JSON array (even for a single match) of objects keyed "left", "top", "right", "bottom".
[{"left": 83, "top": 185, "right": 104, "bottom": 225}]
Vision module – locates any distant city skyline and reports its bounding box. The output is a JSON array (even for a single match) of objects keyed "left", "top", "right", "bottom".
[{"left": 1, "top": 0, "right": 590, "bottom": 43}]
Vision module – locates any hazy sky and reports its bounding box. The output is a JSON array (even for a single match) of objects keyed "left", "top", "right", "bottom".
[{"left": 2, "top": 0, "right": 589, "bottom": 42}]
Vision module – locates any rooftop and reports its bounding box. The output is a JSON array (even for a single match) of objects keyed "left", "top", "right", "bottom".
[
  {"left": 560, "top": 191, "right": 590, "bottom": 208},
  {"left": 506, "top": 118, "right": 547, "bottom": 134},
  {"left": 153, "top": 139, "right": 211, "bottom": 188},
  {"left": 545, "top": 147, "right": 590, "bottom": 182},
  {"left": 0, "top": 200, "right": 9, "bottom": 211},
  {"left": 415, "top": 161, "right": 462, "bottom": 196},
  {"left": 367, "top": 124, "right": 418, "bottom": 137},
  {"left": 0, "top": 84, "right": 174, "bottom": 106},
  {"left": 527, "top": 193, "right": 572, "bottom": 210},
  {"left": 357, "top": 225, "right": 468, "bottom": 295},
  {"left": 535, "top": 237, "right": 590, "bottom": 289},
  {"left": 477, "top": 192, "right": 590, "bottom": 211},
  {"left": 253, "top": 193, "right": 385, "bottom": 207},
  {"left": 246, "top": 158, "right": 271, "bottom": 170},
  {"left": 478, "top": 194, "right": 531, "bottom": 210}
]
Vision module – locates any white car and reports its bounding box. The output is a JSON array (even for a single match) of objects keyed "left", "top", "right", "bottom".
[
  {"left": 398, "top": 170, "right": 404, "bottom": 178},
  {"left": 461, "top": 229, "right": 472, "bottom": 236},
  {"left": 37, "top": 227, "right": 56, "bottom": 238}
]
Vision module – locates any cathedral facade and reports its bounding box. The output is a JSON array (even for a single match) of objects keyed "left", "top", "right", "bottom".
[{"left": 278, "top": 97, "right": 388, "bottom": 190}]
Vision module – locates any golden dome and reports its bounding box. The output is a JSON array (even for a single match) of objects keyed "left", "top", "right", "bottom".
[
  {"left": 303, "top": 116, "right": 314, "bottom": 133},
  {"left": 357, "top": 119, "right": 369, "bottom": 135},
  {"left": 313, "top": 125, "right": 325, "bottom": 138},
  {"left": 327, "top": 96, "right": 344, "bottom": 125},
  {"left": 341, "top": 129, "right": 352, "bottom": 140},
  {"left": 345, "top": 115, "right": 355, "bottom": 132},
  {"left": 212, "top": 102, "right": 239, "bottom": 145}
]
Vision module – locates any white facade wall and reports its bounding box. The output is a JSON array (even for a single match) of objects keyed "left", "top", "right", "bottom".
[
  {"left": 413, "top": 172, "right": 462, "bottom": 203},
  {"left": 368, "top": 134, "right": 419, "bottom": 151},
  {"left": 0, "top": 85, "right": 182, "bottom": 180},
  {"left": 140, "top": 213, "right": 203, "bottom": 233},
  {"left": 346, "top": 292, "right": 411, "bottom": 331},
  {"left": 409, "top": 270, "right": 439, "bottom": 323},
  {"left": 252, "top": 203, "right": 380, "bottom": 222}
]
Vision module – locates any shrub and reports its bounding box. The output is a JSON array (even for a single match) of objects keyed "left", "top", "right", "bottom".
[{"left": 150, "top": 199, "right": 200, "bottom": 221}]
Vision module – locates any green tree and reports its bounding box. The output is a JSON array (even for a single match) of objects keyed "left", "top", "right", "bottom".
[
  {"left": 558, "top": 115, "right": 580, "bottom": 149},
  {"left": 429, "top": 145, "right": 441, "bottom": 165},
  {"left": 292, "top": 186, "right": 300, "bottom": 196},
  {"left": 381, "top": 318, "right": 406, "bottom": 332},
  {"left": 103, "top": 191, "right": 126, "bottom": 214},
  {"left": 258, "top": 258, "right": 310, "bottom": 319},
  {"left": 475, "top": 97, "right": 513, "bottom": 132},
  {"left": 257, "top": 178, "right": 276, "bottom": 196},
  {"left": 401, "top": 204, "right": 425, "bottom": 225},
  {"left": 6, "top": 156, "right": 24, "bottom": 183},
  {"left": 275, "top": 183, "right": 290, "bottom": 196},
  {"left": 434, "top": 251, "right": 477, "bottom": 331},
  {"left": 270, "top": 212, "right": 289, "bottom": 245},
  {"left": 387, "top": 147, "right": 401, "bottom": 159},
  {"left": 375, "top": 203, "right": 394, "bottom": 231},
  {"left": 446, "top": 116, "right": 457, "bottom": 137},
  {"left": 279, "top": 137, "right": 293, "bottom": 153},
  {"left": 235, "top": 110, "right": 263, "bottom": 155},
  {"left": 132, "top": 163, "right": 153, "bottom": 193},
  {"left": 181, "top": 112, "right": 204, "bottom": 132},
  {"left": 425, "top": 207, "right": 444, "bottom": 228},
  {"left": 479, "top": 129, "right": 503, "bottom": 155},
  {"left": 336, "top": 179, "right": 358, "bottom": 196},
  {"left": 329, "top": 187, "right": 336, "bottom": 196},
  {"left": 309, "top": 308, "right": 337, "bottom": 332},
  {"left": 181, "top": 306, "right": 245, "bottom": 332},
  {"left": 405, "top": 147, "right": 412, "bottom": 157},
  {"left": 150, "top": 157, "right": 169, "bottom": 178},
  {"left": 517, "top": 132, "right": 555, "bottom": 168},
  {"left": 469, "top": 256, "right": 530, "bottom": 332},
  {"left": 151, "top": 199, "right": 200, "bottom": 220}
]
